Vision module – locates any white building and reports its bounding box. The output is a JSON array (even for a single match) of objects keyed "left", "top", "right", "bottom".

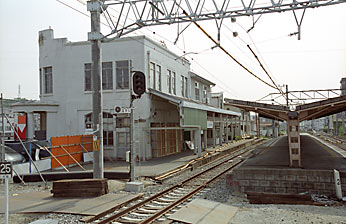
[{"left": 12, "top": 29, "right": 241, "bottom": 160}]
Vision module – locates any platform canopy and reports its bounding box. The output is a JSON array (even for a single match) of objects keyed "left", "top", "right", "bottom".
[{"left": 225, "top": 95, "right": 346, "bottom": 122}]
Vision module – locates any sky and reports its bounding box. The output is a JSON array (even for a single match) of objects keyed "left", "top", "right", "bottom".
[{"left": 0, "top": 0, "right": 345, "bottom": 105}]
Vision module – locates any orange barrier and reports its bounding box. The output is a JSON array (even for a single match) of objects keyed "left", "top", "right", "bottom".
[{"left": 51, "top": 135, "right": 93, "bottom": 169}]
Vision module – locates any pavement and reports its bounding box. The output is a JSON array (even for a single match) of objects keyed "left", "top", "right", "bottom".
[
  {"left": 242, "top": 133, "right": 346, "bottom": 170},
  {"left": 59, "top": 139, "right": 257, "bottom": 177}
]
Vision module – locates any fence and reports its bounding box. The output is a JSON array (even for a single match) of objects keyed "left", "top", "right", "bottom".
[{"left": 51, "top": 135, "right": 93, "bottom": 169}]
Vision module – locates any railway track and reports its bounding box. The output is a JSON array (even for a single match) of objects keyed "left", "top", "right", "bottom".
[
  {"left": 316, "top": 133, "right": 346, "bottom": 150},
  {"left": 87, "top": 145, "right": 253, "bottom": 224}
]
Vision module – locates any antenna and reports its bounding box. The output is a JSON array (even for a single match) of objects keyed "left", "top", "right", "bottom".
[{"left": 18, "top": 85, "right": 21, "bottom": 98}]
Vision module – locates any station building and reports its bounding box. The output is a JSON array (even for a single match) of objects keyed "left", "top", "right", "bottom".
[{"left": 11, "top": 29, "right": 242, "bottom": 160}]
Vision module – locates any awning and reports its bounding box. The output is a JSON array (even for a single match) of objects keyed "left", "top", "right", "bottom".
[{"left": 149, "top": 89, "right": 241, "bottom": 117}]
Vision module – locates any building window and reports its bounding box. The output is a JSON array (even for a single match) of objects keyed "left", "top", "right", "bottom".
[
  {"left": 102, "top": 62, "right": 113, "bottom": 90},
  {"left": 116, "top": 60, "right": 129, "bottom": 89},
  {"left": 203, "top": 86, "right": 207, "bottom": 102},
  {"left": 116, "top": 117, "right": 130, "bottom": 128},
  {"left": 172, "top": 71, "right": 176, "bottom": 95},
  {"left": 39, "top": 69, "right": 42, "bottom": 95},
  {"left": 117, "top": 132, "right": 130, "bottom": 146},
  {"left": 103, "top": 112, "right": 113, "bottom": 146},
  {"left": 84, "top": 63, "right": 92, "bottom": 91},
  {"left": 43, "top": 66, "right": 53, "bottom": 94},
  {"left": 84, "top": 112, "right": 114, "bottom": 146},
  {"left": 185, "top": 77, "right": 188, "bottom": 98},
  {"left": 167, "top": 70, "right": 172, "bottom": 93},
  {"left": 195, "top": 82, "right": 200, "bottom": 101},
  {"left": 181, "top": 75, "right": 185, "bottom": 97},
  {"left": 156, "top": 65, "right": 161, "bottom": 91},
  {"left": 150, "top": 62, "right": 156, "bottom": 89}
]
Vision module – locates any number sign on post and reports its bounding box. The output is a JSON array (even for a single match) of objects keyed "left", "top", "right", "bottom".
[{"left": 0, "top": 162, "right": 12, "bottom": 179}]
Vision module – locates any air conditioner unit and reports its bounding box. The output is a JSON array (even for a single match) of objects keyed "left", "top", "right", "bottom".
[{"left": 114, "top": 106, "right": 131, "bottom": 114}]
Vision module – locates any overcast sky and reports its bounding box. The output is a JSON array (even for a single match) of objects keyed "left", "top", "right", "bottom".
[{"left": 1, "top": 0, "right": 345, "bottom": 104}]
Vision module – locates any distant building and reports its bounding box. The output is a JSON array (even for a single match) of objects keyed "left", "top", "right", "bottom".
[{"left": 11, "top": 29, "right": 241, "bottom": 160}]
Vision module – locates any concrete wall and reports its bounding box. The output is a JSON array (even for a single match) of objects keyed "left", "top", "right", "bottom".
[{"left": 227, "top": 167, "right": 346, "bottom": 197}]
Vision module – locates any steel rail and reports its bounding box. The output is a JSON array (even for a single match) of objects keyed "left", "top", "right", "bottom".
[{"left": 96, "top": 148, "right": 249, "bottom": 224}]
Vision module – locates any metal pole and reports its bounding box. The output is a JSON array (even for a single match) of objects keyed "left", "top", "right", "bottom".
[
  {"left": 1, "top": 93, "right": 5, "bottom": 162},
  {"left": 89, "top": 0, "right": 104, "bottom": 179},
  {"left": 5, "top": 178, "right": 9, "bottom": 224},
  {"left": 286, "top": 85, "right": 289, "bottom": 108},
  {"left": 130, "top": 99, "right": 135, "bottom": 182}
]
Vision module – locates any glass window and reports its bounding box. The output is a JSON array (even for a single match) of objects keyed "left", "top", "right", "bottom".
[
  {"left": 150, "top": 62, "right": 156, "bottom": 89},
  {"left": 43, "top": 66, "right": 53, "bottom": 94},
  {"left": 181, "top": 75, "right": 185, "bottom": 97},
  {"left": 117, "top": 132, "right": 130, "bottom": 146},
  {"left": 102, "top": 62, "right": 113, "bottom": 90},
  {"left": 167, "top": 70, "right": 172, "bottom": 93},
  {"left": 157, "top": 64, "right": 161, "bottom": 91},
  {"left": 84, "top": 63, "right": 92, "bottom": 91},
  {"left": 185, "top": 77, "right": 188, "bottom": 97},
  {"left": 172, "top": 72, "right": 176, "bottom": 95},
  {"left": 195, "top": 82, "right": 200, "bottom": 101},
  {"left": 116, "top": 60, "right": 129, "bottom": 89},
  {"left": 116, "top": 117, "right": 130, "bottom": 128},
  {"left": 39, "top": 68, "right": 42, "bottom": 95}
]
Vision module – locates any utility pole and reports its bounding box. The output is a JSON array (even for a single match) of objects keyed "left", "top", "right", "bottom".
[
  {"left": 88, "top": 0, "right": 104, "bottom": 179},
  {"left": 1, "top": 93, "right": 5, "bottom": 163},
  {"left": 286, "top": 85, "right": 289, "bottom": 108}
]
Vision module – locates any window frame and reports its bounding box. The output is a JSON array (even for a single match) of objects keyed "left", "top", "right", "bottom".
[{"left": 116, "top": 60, "right": 130, "bottom": 90}]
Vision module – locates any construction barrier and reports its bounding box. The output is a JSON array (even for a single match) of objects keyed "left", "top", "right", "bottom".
[{"left": 51, "top": 135, "right": 93, "bottom": 169}]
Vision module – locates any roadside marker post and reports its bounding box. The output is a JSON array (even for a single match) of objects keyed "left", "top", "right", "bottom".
[{"left": 1, "top": 161, "right": 12, "bottom": 224}]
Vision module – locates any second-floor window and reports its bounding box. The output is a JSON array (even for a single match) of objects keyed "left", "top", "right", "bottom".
[
  {"left": 84, "top": 63, "right": 92, "bottom": 91},
  {"left": 172, "top": 71, "right": 176, "bottom": 94},
  {"left": 116, "top": 60, "right": 129, "bottom": 89},
  {"left": 102, "top": 62, "right": 113, "bottom": 90},
  {"left": 150, "top": 62, "right": 156, "bottom": 89},
  {"left": 167, "top": 70, "right": 172, "bottom": 93},
  {"left": 43, "top": 66, "right": 53, "bottom": 94},
  {"left": 195, "top": 82, "right": 200, "bottom": 101},
  {"left": 203, "top": 85, "right": 207, "bottom": 102},
  {"left": 181, "top": 75, "right": 185, "bottom": 97},
  {"left": 185, "top": 77, "right": 188, "bottom": 98},
  {"left": 156, "top": 64, "right": 161, "bottom": 91}
]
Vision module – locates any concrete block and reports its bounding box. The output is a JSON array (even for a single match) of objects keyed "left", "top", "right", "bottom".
[
  {"left": 269, "top": 181, "right": 280, "bottom": 188},
  {"left": 319, "top": 176, "right": 332, "bottom": 183},
  {"left": 280, "top": 182, "right": 291, "bottom": 188},
  {"left": 276, "top": 188, "right": 286, "bottom": 194},
  {"left": 239, "top": 180, "right": 249, "bottom": 186},
  {"left": 302, "top": 182, "right": 314, "bottom": 189},
  {"left": 264, "top": 187, "right": 276, "bottom": 193},
  {"left": 244, "top": 186, "right": 256, "bottom": 192},
  {"left": 307, "top": 176, "right": 319, "bottom": 182},
  {"left": 297, "top": 175, "right": 307, "bottom": 182},
  {"left": 250, "top": 180, "right": 260, "bottom": 186},
  {"left": 274, "top": 175, "right": 285, "bottom": 181},
  {"left": 254, "top": 174, "right": 265, "bottom": 180},
  {"left": 255, "top": 186, "right": 265, "bottom": 192},
  {"left": 314, "top": 183, "right": 325, "bottom": 190},
  {"left": 286, "top": 175, "right": 296, "bottom": 181},
  {"left": 260, "top": 181, "right": 270, "bottom": 187},
  {"left": 286, "top": 188, "right": 297, "bottom": 194},
  {"left": 291, "top": 182, "right": 302, "bottom": 188},
  {"left": 309, "top": 189, "right": 319, "bottom": 195},
  {"left": 265, "top": 175, "right": 275, "bottom": 180},
  {"left": 325, "top": 183, "right": 335, "bottom": 190},
  {"left": 125, "top": 182, "right": 144, "bottom": 192},
  {"left": 244, "top": 173, "right": 255, "bottom": 179}
]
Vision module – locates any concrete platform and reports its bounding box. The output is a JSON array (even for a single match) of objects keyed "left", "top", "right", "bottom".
[
  {"left": 242, "top": 133, "right": 346, "bottom": 170},
  {"left": 0, "top": 191, "right": 141, "bottom": 216},
  {"left": 227, "top": 134, "right": 346, "bottom": 197}
]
